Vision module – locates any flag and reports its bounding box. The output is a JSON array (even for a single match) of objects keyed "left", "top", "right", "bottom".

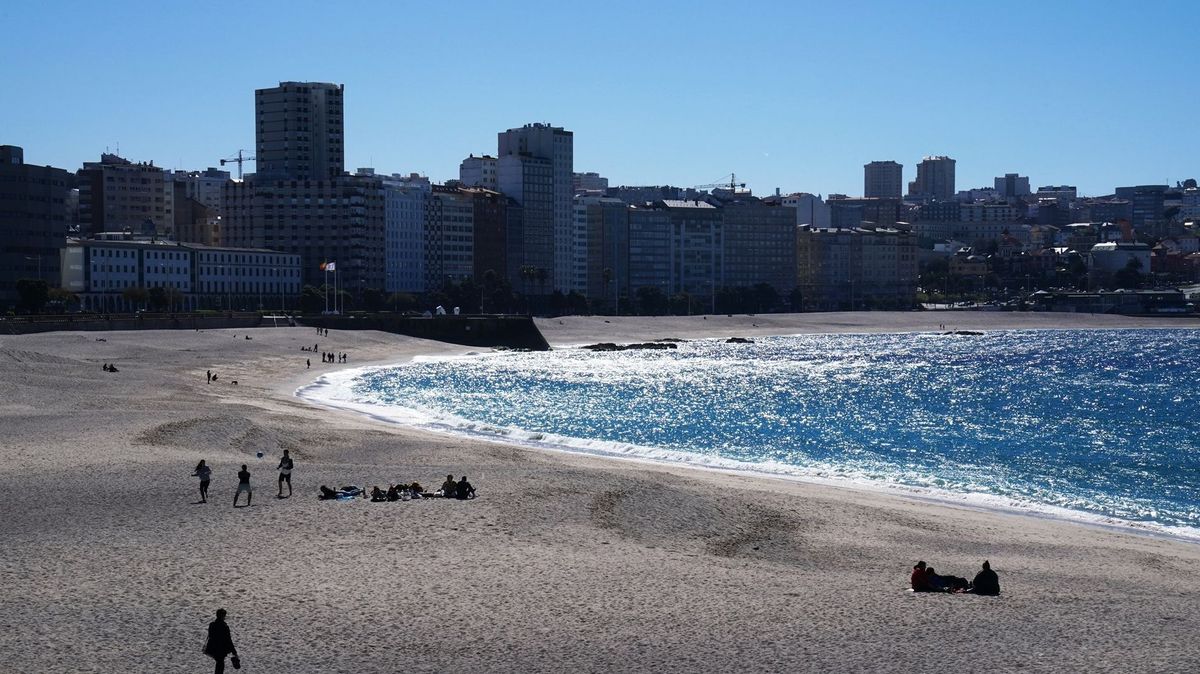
[{"left": 320, "top": 261, "right": 337, "bottom": 272}]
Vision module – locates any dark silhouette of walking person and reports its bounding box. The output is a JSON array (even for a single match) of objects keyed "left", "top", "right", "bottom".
[
  {"left": 306, "top": 358, "right": 310, "bottom": 369},
  {"left": 234, "top": 464, "right": 252, "bottom": 507},
  {"left": 277, "top": 449, "right": 294, "bottom": 498},
  {"left": 193, "top": 460, "right": 212, "bottom": 503},
  {"left": 207, "top": 370, "right": 212, "bottom": 383},
  {"left": 203, "top": 608, "right": 239, "bottom": 673}
]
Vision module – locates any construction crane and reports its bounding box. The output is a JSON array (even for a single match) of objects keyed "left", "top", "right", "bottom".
[
  {"left": 220, "top": 149, "right": 256, "bottom": 180},
  {"left": 694, "top": 173, "right": 747, "bottom": 192}
]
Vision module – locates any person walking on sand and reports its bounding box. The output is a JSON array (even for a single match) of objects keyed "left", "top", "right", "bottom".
[
  {"left": 193, "top": 460, "right": 212, "bottom": 503},
  {"left": 306, "top": 358, "right": 310, "bottom": 369},
  {"left": 203, "top": 608, "right": 239, "bottom": 674},
  {"left": 234, "top": 464, "right": 252, "bottom": 507},
  {"left": 207, "top": 370, "right": 212, "bottom": 383},
  {"left": 277, "top": 450, "right": 294, "bottom": 498}
]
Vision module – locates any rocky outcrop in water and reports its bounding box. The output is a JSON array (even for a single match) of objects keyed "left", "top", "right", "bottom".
[{"left": 581, "top": 342, "right": 679, "bottom": 352}]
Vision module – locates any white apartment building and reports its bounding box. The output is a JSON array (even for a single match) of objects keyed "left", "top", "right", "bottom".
[
  {"left": 61, "top": 238, "right": 300, "bottom": 312},
  {"left": 782, "top": 192, "right": 831, "bottom": 228},
  {"left": 459, "top": 155, "right": 498, "bottom": 191},
  {"left": 381, "top": 173, "right": 430, "bottom": 293}
]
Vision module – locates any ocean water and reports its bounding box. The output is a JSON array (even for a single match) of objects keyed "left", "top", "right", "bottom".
[{"left": 302, "top": 329, "right": 1200, "bottom": 540}]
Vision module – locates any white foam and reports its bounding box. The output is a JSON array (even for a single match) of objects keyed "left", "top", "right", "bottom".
[{"left": 297, "top": 361, "right": 1200, "bottom": 546}]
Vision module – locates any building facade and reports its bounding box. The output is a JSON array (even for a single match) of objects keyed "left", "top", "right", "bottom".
[
  {"left": 459, "top": 155, "right": 498, "bottom": 191},
  {"left": 254, "top": 81, "right": 345, "bottom": 181},
  {"left": 76, "top": 153, "right": 170, "bottom": 237},
  {"left": 380, "top": 173, "right": 430, "bottom": 293},
  {"left": 864, "top": 161, "right": 903, "bottom": 199},
  {"left": 0, "top": 145, "right": 73, "bottom": 308},
  {"left": 61, "top": 237, "right": 300, "bottom": 312},
  {"left": 796, "top": 227, "right": 917, "bottom": 310},
  {"left": 497, "top": 123, "right": 573, "bottom": 292},
  {"left": 994, "top": 173, "right": 1031, "bottom": 199},
  {"left": 908, "top": 156, "right": 956, "bottom": 201},
  {"left": 423, "top": 185, "right": 475, "bottom": 290}
]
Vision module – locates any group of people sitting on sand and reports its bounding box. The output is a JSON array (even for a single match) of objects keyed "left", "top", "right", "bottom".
[
  {"left": 911, "top": 560, "right": 1000, "bottom": 595},
  {"left": 319, "top": 475, "right": 476, "bottom": 501},
  {"left": 102, "top": 363, "right": 119, "bottom": 372}
]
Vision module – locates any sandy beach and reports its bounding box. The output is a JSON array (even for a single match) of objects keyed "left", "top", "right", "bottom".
[{"left": 1, "top": 312, "right": 1198, "bottom": 673}]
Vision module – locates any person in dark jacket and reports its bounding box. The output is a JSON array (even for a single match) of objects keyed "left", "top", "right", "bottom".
[
  {"left": 203, "top": 608, "right": 238, "bottom": 674},
  {"left": 911, "top": 561, "right": 934, "bottom": 591},
  {"left": 968, "top": 560, "right": 1000, "bottom": 596},
  {"left": 455, "top": 476, "right": 476, "bottom": 500}
]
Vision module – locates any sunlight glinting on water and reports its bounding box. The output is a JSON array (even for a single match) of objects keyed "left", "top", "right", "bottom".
[{"left": 337, "top": 329, "right": 1200, "bottom": 534}]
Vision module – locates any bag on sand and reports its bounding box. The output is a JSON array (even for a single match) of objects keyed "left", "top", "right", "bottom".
[{"left": 231, "top": 654, "right": 241, "bottom": 669}]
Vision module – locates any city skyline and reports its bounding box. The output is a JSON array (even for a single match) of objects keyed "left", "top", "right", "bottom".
[{"left": 2, "top": 1, "right": 1197, "bottom": 196}]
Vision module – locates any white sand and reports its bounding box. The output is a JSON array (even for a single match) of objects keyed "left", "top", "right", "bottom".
[{"left": 1, "top": 313, "right": 1198, "bottom": 673}]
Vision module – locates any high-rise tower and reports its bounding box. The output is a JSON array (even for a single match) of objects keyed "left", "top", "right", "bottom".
[
  {"left": 496, "top": 123, "right": 573, "bottom": 292},
  {"left": 254, "top": 81, "right": 345, "bottom": 181},
  {"left": 864, "top": 161, "right": 903, "bottom": 199}
]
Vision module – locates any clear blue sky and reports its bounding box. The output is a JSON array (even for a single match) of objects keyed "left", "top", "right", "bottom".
[{"left": 2, "top": 0, "right": 1196, "bottom": 197}]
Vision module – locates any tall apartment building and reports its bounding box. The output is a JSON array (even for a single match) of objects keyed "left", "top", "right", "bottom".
[
  {"left": 379, "top": 172, "right": 430, "bottom": 293},
  {"left": 254, "top": 81, "right": 345, "bottom": 181},
  {"left": 581, "top": 197, "right": 631, "bottom": 305},
  {"left": 76, "top": 154, "right": 169, "bottom": 236},
  {"left": 467, "top": 187, "right": 508, "bottom": 283},
  {"left": 459, "top": 155, "right": 498, "bottom": 191},
  {"left": 796, "top": 227, "right": 917, "bottom": 310},
  {"left": 0, "top": 145, "right": 72, "bottom": 307},
  {"left": 497, "top": 123, "right": 573, "bottom": 292},
  {"left": 497, "top": 153, "right": 553, "bottom": 287},
  {"left": 424, "top": 185, "right": 475, "bottom": 290},
  {"left": 722, "top": 200, "right": 797, "bottom": 294},
  {"left": 864, "top": 161, "right": 903, "bottom": 199},
  {"left": 223, "top": 176, "right": 385, "bottom": 291},
  {"left": 225, "top": 82, "right": 388, "bottom": 295},
  {"left": 908, "top": 156, "right": 956, "bottom": 201},
  {"left": 994, "top": 173, "right": 1031, "bottom": 199}
]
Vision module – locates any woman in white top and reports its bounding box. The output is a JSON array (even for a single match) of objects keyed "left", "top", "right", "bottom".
[{"left": 192, "top": 460, "right": 212, "bottom": 503}]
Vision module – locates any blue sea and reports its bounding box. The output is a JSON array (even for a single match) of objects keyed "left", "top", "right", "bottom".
[{"left": 302, "top": 329, "right": 1200, "bottom": 540}]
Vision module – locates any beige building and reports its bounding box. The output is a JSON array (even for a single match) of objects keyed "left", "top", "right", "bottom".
[
  {"left": 76, "top": 154, "right": 170, "bottom": 237},
  {"left": 796, "top": 227, "right": 917, "bottom": 310}
]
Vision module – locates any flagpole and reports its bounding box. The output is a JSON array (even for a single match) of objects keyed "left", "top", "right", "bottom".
[
  {"left": 324, "top": 264, "right": 329, "bottom": 314},
  {"left": 334, "top": 266, "right": 339, "bottom": 314}
]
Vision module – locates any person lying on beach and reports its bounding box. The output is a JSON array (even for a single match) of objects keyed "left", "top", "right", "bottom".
[
  {"left": 370, "top": 486, "right": 387, "bottom": 502},
  {"left": 318, "top": 485, "right": 363, "bottom": 500},
  {"left": 926, "top": 567, "right": 970, "bottom": 592},
  {"left": 455, "top": 476, "right": 476, "bottom": 500},
  {"left": 966, "top": 560, "right": 1000, "bottom": 596}
]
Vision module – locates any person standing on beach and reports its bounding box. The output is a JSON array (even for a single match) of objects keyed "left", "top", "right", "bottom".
[
  {"left": 203, "top": 608, "right": 238, "bottom": 674},
  {"left": 207, "top": 370, "right": 212, "bottom": 383},
  {"left": 193, "top": 460, "right": 212, "bottom": 503},
  {"left": 234, "top": 465, "right": 252, "bottom": 507},
  {"left": 277, "top": 450, "right": 294, "bottom": 498},
  {"left": 306, "top": 358, "right": 310, "bottom": 369}
]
